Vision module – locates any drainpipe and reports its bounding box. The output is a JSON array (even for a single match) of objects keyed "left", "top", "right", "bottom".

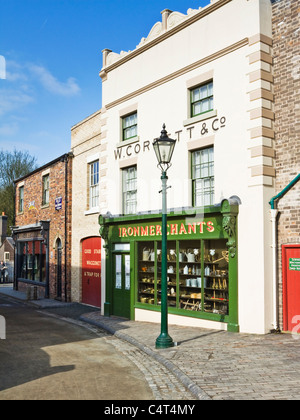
[{"left": 269, "top": 173, "right": 300, "bottom": 332}]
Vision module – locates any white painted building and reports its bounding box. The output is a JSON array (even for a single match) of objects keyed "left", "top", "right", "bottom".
[{"left": 72, "top": 0, "right": 276, "bottom": 334}]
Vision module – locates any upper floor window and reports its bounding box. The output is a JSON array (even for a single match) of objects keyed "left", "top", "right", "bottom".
[
  {"left": 42, "top": 175, "right": 49, "bottom": 206},
  {"left": 19, "top": 186, "right": 24, "bottom": 213},
  {"left": 89, "top": 160, "right": 99, "bottom": 209},
  {"left": 191, "top": 81, "right": 213, "bottom": 117},
  {"left": 122, "top": 112, "right": 137, "bottom": 141},
  {"left": 122, "top": 166, "right": 137, "bottom": 215},
  {"left": 191, "top": 147, "right": 214, "bottom": 207}
]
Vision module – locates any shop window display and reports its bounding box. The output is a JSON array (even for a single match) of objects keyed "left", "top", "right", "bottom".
[{"left": 137, "top": 239, "right": 229, "bottom": 316}]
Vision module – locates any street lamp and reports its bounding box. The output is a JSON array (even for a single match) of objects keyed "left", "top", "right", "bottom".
[{"left": 153, "top": 124, "right": 176, "bottom": 349}]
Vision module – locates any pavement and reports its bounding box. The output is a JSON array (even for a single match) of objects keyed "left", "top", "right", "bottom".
[{"left": 1, "top": 283, "right": 300, "bottom": 400}]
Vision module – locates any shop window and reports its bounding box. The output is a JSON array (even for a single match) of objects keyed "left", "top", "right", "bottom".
[
  {"left": 17, "top": 240, "right": 46, "bottom": 283},
  {"left": 19, "top": 186, "right": 24, "bottom": 213},
  {"left": 137, "top": 239, "right": 229, "bottom": 317},
  {"left": 42, "top": 174, "right": 49, "bottom": 206},
  {"left": 89, "top": 160, "right": 99, "bottom": 209},
  {"left": 190, "top": 81, "right": 213, "bottom": 117},
  {"left": 122, "top": 112, "right": 137, "bottom": 141},
  {"left": 122, "top": 166, "right": 137, "bottom": 215},
  {"left": 192, "top": 147, "right": 214, "bottom": 207}
]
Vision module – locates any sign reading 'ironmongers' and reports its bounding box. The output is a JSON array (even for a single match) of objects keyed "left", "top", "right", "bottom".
[{"left": 118, "top": 221, "right": 215, "bottom": 238}]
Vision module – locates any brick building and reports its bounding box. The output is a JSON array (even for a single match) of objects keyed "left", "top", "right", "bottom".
[
  {"left": 12, "top": 153, "right": 72, "bottom": 301},
  {"left": 271, "top": 0, "right": 300, "bottom": 331}
]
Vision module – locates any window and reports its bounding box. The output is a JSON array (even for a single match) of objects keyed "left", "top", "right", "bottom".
[
  {"left": 89, "top": 160, "right": 99, "bottom": 209},
  {"left": 191, "top": 81, "right": 213, "bottom": 117},
  {"left": 192, "top": 147, "right": 214, "bottom": 207},
  {"left": 19, "top": 186, "right": 24, "bottom": 212},
  {"left": 42, "top": 175, "right": 49, "bottom": 206},
  {"left": 122, "top": 112, "right": 137, "bottom": 141},
  {"left": 123, "top": 166, "right": 137, "bottom": 215},
  {"left": 17, "top": 240, "right": 46, "bottom": 283}
]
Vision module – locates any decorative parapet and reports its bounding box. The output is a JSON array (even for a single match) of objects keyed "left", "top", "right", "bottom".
[{"left": 101, "top": 5, "right": 206, "bottom": 69}]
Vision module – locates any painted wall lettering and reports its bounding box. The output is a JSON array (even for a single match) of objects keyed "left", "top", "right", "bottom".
[{"left": 118, "top": 221, "right": 215, "bottom": 238}]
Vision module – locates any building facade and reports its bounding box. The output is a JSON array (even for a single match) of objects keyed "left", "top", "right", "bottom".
[
  {"left": 70, "top": 110, "right": 103, "bottom": 308},
  {"left": 271, "top": 0, "right": 300, "bottom": 332},
  {"left": 94, "top": 0, "right": 276, "bottom": 334},
  {"left": 13, "top": 154, "right": 72, "bottom": 301}
]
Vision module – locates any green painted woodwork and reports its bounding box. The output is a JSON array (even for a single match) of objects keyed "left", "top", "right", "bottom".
[{"left": 99, "top": 199, "right": 239, "bottom": 331}]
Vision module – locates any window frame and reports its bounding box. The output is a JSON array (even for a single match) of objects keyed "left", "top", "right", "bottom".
[
  {"left": 42, "top": 174, "right": 49, "bottom": 206},
  {"left": 191, "top": 147, "right": 214, "bottom": 207},
  {"left": 122, "top": 165, "right": 137, "bottom": 215},
  {"left": 89, "top": 160, "right": 100, "bottom": 210},
  {"left": 190, "top": 81, "right": 214, "bottom": 118},
  {"left": 122, "top": 112, "right": 137, "bottom": 142},
  {"left": 19, "top": 186, "right": 24, "bottom": 213}
]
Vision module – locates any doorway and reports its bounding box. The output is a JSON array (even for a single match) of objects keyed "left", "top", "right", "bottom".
[
  {"left": 282, "top": 245, "right": 300, "bottom": 332},
  {"left": 82, "top": 237, "right": 101, "bottom": 308},
  {"left": 113, "top": 251, "right": 131, "bottom": 319}
]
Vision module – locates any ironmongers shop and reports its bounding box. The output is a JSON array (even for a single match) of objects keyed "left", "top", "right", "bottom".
[{"left": 99, "top": 198, "right": 239, "bottom": 332}]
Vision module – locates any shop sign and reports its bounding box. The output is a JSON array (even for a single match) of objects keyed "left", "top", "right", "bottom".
[
  {"left": 118, "top": 220, "right": 215, "bottom": 239},
  {"left": 55, "top": 197, "right": 62, "bottom": 211},
  {"left": 114, "top": 115, "right": 227, "bottom": 160},
  {"left": 289, "top": 258, "right": 300, "bottom": 271}
]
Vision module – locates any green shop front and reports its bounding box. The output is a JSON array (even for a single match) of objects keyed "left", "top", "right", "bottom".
[{"left": 99, "top": 199, "right": 239, "bottom": 332}]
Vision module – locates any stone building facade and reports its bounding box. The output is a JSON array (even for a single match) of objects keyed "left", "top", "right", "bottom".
[
  {"left": 272, "top": 0, "right": 300, "bottom": 330},
  {"left": 70, "top": 110, "right": 103, "bottom": 307},
  {"left": 13, "top": 154, "right": 72, "bottom": 301}
]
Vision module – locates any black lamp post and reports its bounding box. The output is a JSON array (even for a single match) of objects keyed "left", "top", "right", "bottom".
[{"left": 153, "top": 124, "right": 176, "bottom": 349}]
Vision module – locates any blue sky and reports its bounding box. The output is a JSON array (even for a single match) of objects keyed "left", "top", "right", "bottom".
[{"left": 0, "top": 0, "right": 209, "bottom": 166}]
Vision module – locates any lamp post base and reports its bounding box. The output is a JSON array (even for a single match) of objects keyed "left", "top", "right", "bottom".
[{"left": 155, "top": 333, "right": 174, "bottom": 349}]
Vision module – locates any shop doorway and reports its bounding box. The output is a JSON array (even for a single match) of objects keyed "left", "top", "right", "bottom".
[
  {"left": 56, "top": 238, "right": 62, "bottom": 299},
  {"left": 113, "top": 251, "right": 131, "bottom": 319},
  {"left": 82, "top": 237, "right": 101, "bottom": 308},
  {"left": 282, "top": 245, "right": 300, "bottom": 332}
]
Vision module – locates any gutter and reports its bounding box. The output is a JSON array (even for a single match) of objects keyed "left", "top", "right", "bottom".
[{"left": 269, "top": 173, "right": 300, "bottom": 332}]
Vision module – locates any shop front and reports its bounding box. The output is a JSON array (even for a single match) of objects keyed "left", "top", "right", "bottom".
[
  {"left": 12, "top": 221, "right": 50, "bottom": 298},
  {"left": 100, "top": 199, "right": 239, "bottom": 332}
]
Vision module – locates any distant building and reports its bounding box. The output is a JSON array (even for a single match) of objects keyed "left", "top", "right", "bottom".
[
  {"left": 0, "top": 213, "right": 14, "bottom": 282},
  {"left": 12, "top": 154, "right": 72, "bottom": 300}
]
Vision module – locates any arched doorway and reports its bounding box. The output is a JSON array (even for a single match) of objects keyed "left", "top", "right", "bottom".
[
  {"left": 56, "top": 238, "right": 62, "bottom": 299},
  {"left": 82, "top": 237, "right": 101, "bottom": 308}
]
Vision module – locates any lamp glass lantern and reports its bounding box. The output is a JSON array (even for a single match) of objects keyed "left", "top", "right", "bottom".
[{"left": 153, "top": 124, "right": 176, "bottom": 172}]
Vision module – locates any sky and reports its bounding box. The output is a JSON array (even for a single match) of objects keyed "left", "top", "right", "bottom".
[{"left": 0, "top": 0, "right": 210, "bottom": 166}]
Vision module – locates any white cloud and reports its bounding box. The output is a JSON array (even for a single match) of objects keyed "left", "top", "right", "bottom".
[
  {"left": 28, "top": 64, "right": 80, "bottom": 96},
  {"left": 0, "top": 89, "right": 34, "bottom": 116}
]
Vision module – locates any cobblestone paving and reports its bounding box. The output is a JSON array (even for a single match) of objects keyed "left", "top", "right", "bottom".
[
  {"left": 82, "top": 312, "right": 300, "bottom": 400},
  {"left": 107, "top": 337, "right": 196, "bottom": 400}
]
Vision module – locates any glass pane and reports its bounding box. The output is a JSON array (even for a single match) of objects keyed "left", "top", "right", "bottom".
[
  {"left": 201, "top": 98, "right": 210, "bottom": 113},
  {"left": 200, "top": 85, "right": 208, "bottom": 99},
  {"left": 192, "top": 88, "right": 200, "bottom": 102},
  {"left": 138, "top": 241, "right": 155, "bottom": 305},
  {"left": 125, "top": 255, "right": 130, "bottom": 290},
  {"left": 115, "top": 255, "right": 122, "bottom": 289},
  {"left": 179, "top": 240, "right": 202, "bottom": 312},
  {"left": 203, "top": 239, "right": 229, "bottom": 315},
  {"left": 114, "top": 244, "right": 130, "bottom": 251},
  {"left": 193, "top": 102, "right": 201, "bottom": 116}
]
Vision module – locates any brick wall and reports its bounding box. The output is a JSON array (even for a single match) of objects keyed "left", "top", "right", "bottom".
[
  {"left": 272, "top": 0, "right": 300, "bottom": 327},
  {"left": 15, "top": 155, "right": 72, "bottom": 301}
]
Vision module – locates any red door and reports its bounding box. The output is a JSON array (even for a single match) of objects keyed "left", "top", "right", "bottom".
[
  {"left": 282, "top": 245, "right": 300, "bottom": 332},
  {"left": 82, "top": 237, "right": 101, "bottom": 308}
]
